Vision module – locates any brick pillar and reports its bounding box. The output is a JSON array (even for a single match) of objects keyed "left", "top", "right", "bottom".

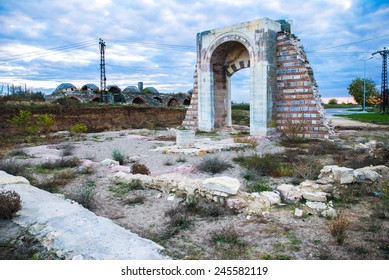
[{"left": 182, "top": 67, "right": 199, "bottom": 129}]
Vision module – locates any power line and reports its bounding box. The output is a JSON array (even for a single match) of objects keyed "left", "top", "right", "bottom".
[
  {"left": 306, "top": 33, "right": 389, "bottom": 53},
  {"left": 0, "top": 40, "right": 98, "bottom": 62},
  {"left": 110, "top": 40, "right": 196, "bottom": 52}
]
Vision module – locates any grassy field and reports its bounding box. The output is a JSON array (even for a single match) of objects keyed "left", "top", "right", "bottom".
[
  {"left": 323, "top": 104, "right": 359, "bottom": 109},
  {"left": 335, "top": 112, "right": 389, "bottom": 125},
  {"left": 231, "top": 103, "right": 249, "bottom": 126}
]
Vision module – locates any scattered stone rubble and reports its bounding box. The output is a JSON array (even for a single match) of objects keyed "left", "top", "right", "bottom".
[{"left": 113, "top": 164, "right": 389, "bottom": 219}]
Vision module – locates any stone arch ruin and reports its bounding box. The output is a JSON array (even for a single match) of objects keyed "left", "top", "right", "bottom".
[{"left": 183, "top": 18, "right": 333, "bottom": 138}]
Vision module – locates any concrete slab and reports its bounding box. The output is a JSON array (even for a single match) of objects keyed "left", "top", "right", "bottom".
[{"left": 2, "top": 178, "right": 168, "bottom": 260}]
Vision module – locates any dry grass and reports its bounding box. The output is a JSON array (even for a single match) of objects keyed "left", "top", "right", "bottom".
[{"left": 328, "top": 212, "right": 350, "bottom": 245}]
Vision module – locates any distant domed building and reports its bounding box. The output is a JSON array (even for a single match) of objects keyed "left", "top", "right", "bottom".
[
  {"left": 123, "top": 86, "right": 142, "bottom": 94},
  {"left": 81, "top": 84, "right": 99, "bottom": 93},
  {"left": 53, "top": 83, "right": 77, "bottom": 94},
  {"left": 106, "top": 85, "right": 121, "bottom": 93},
  {"left": 143, "top": 87, "right": 159, "bottom": 94}
]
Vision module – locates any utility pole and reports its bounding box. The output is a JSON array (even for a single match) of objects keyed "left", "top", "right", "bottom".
[
  {"left": 372, "top": 47, "right": 389, "bottom": 113},
  {"left": 99, "top": 38, "right": 107, "bottom": 95}
]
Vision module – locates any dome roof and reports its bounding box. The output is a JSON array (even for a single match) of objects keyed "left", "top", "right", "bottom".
[
  {"left": 123, "top": 86, "right": 142, "bottom": 94},
  {"left": 81, "top": 84, "right": 99, "bottom": 92},
  {"left": 143, "top": 87, "right": 159, "bottom": 94},
  {"left": 106, "top": 85, "right": 121, "bottom": 93},
  {"left": 53, "top": 83, "right": 77, "bottom": 94}
]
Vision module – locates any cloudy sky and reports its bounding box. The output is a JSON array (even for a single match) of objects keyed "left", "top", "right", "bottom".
[{"left": 0, "top": 0, "right": 388, "bottom": 102}]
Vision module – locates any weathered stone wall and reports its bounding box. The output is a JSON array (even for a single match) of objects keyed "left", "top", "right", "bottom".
[{"left": 0, "top": 104, "right": 186, "bottom": 136}]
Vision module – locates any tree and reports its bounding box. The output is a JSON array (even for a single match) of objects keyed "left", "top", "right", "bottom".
[
  {"left": 328, "top": 98, "right": 338, "bottom": 105},
  {"left": 348, "top": 77, "right": 380, "bottom": 106}
]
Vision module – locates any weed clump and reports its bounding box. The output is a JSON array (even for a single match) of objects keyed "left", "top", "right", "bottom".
[
  {"left": 39, "top": 157, "right": 80, "bottom": 170},
  {"left": 245, "top": 179, "right": 272, "bottom": 193},
  {"left": 0, "top": 190, "right": 22, "bottom": 219},
  {"left": 210, "top": 225, "right": 247, "bottom": 259},
  {"left": 69, "top": 180, "right": 96, "bottom": 210},
  {"left": 0, "top": 159, "right": 30, "bottom": 177},
  {"left": 59, "top": 143, "right": 75, "bottom": 156},
  {"left": 328, "top": 212, "right": 350, "bottom": 245},
  {"left": 131, "top": 163, "right": 150, "bottom": 175},
  {"left": 8, "top": 148, "right": 29, "bottom": 158},
  {"left": 112, "top": 149, "right": 125, "bottom": 165},
  {"left": 197, "top": 157, "right": 232, "bottom": 174}
]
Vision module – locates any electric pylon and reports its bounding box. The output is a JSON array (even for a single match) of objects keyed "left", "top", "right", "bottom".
[{"left": 372, "top": 47, "right": 389, "bottom": 113}]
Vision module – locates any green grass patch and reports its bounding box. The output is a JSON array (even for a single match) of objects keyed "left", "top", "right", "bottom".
[
  {"left": 334, "top": 112, "right": 389, "bottom": 125},
  {"left": 323, "top": 104, "right": 358, "bottom": 109},
  {"left": 109, "top": 181, "right": 144, "bottom": 196}
]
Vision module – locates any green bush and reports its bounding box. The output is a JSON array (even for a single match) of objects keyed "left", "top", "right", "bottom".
[
  {"left": 197, "top": 157, "right": 232, "bottom": 174},
  {"left": 246, "top": 179, "right": 272, "bottom": 193},
  {"left": 36, "top": 113, "right": 55, "bottom": 133},
  {"left": 10, "top": 110, "right": 36, "bottom": 136},
  {"left": 70, "top": 123, "right": 87, "bottom": 134},
  {"left": 0, "top": 190, "right": 22, "bottom": 219},
  {"left": 112, "top": 149, "right": 125, "bottom": 165}
]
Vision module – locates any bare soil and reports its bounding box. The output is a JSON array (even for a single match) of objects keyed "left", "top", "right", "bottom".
[{"left": 1, "top": 119, "right": 389, "bottom": 260}]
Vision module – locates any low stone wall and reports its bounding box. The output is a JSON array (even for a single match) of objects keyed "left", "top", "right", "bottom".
[{"left": 113, "top": 164, "right": 389, "bottom": 218}]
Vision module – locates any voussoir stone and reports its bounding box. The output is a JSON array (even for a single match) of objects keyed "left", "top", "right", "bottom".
[{"left": 201, "top": 176, "right": 240, "bottom": 195}]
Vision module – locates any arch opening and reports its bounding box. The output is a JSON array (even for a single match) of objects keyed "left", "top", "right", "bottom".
[
  {"left": 210, "top": 41, "right": 250, "bottom": 129},
  {"left": 132, "top": 97, "right": 146, "bottom": 105},
  {"left": 167, "top": 98, "right": 179, "bottom": 107}
]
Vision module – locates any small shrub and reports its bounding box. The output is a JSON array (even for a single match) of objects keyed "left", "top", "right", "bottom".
[
  {"left": 234, "top": 154, "right": 278, "bottom": 177},
  {"left": 275, "top": 163, "right": 295, "bottom": 177},
  {"left": 131, "top": 163, "right": 150, "bottom": 175},
  {"left": 292, "top": 156, "right": 322, "bottom": 180},
  {"left": 109, "top": 181, "right": 143, "bottom": 196},
  {"left": 70, "top": 123, "right": 87, "bottom": 134},
  {"left": 233, "top": 136, "right": 258, "bottom": 148},
  {"left": 210, "top": 225, "right": 247, "bottom": 259},
  {"left": 280, "top": 117, "right": 309, "bottom": 144},
  {"left": 69, "top": 180, "right": 96, "bottom": 209},
  {"left": 165, "top": 204, "right": 191, "bottom": 230},
  {"left": 59, "top": 143, "right": 75, "bottom": 156},
  {"left": 246, "top": 179, "right": 272, "bottom": 193},
  {"left": 163, "top": 160, "right": 173, "bottom": 166},
  {"left": 197, "top": 157, "right": 232, "bottom": 174},
  {"left": 0, "top": 159, "right": 30, "bottom": 177},
  {"left": 211, "top": 225, "right": 242, "bottom": 245},
  {"left": 112, "top": 149, "right": 125, "bottom": 165},
  {"left": 36, "top": 113, "right": 55, "bottom": 133},
  {"left": 39, "top": 157, "right": 80, "bottom": 170},
  {"left": 0, "top": 190, "right": 22, "bottom": 219},
  {"left": 8, "top": 148, "right": 29, "bottom": 158},
  {"left": 176, "top": 155, "right": 187, "bottom": 163},
  {"left": 328, "top": 212, "right": 350, "bottom": 245},
  {"left": 10, "top": 110, "right": 35, "bottom": 136}
]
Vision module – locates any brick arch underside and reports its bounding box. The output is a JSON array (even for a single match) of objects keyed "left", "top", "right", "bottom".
[{"left": 209, "top": 41, "right": 250, "bottom": 128}]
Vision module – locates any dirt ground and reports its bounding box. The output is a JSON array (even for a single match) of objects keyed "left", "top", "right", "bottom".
[{"left": 1, "top": 118, "right": 389, "bottom": 260}]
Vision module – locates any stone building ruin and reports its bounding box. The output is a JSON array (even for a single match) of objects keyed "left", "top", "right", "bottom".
[
  {"left": 183, "top": 18, "right": 333, "bottom": 138},
  {"left": 48, "top": 83, "right": 191, "bottom": 108}
]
